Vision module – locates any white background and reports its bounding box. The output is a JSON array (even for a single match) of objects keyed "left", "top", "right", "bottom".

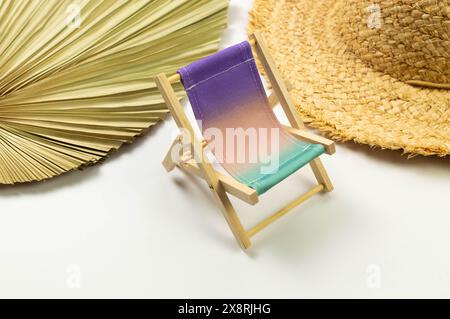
[{"left": 0, "top": 0, "right": 449, "bottom": 298}]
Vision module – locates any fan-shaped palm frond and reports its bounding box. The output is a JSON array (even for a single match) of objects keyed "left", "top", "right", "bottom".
[{"left": 0, "top": 0, "right": 228, "bottom": 184}]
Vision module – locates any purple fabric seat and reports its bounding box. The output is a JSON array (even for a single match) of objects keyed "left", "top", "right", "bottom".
[{"left": 177, "top": 41, "right": 324, "bottom": 194}]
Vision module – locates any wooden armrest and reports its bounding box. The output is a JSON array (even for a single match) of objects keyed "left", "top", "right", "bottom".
[
  {"left": 179, "top": 160, "right": 259, "bottom": 205},
  {"left": 283, "top": 125, "right": 336, "bottom": 155}
]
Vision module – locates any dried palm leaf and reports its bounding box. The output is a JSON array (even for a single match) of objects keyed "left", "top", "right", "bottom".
[{"left": 0, "top": 0, "right": 228, "bottom": 184}]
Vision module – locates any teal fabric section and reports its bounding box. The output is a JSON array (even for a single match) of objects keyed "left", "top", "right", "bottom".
[{"left": 238, "top": 143, "right": 325, "bottom": 195}]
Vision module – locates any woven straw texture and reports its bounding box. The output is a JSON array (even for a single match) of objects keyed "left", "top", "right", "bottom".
[
  {"left": 249, "top": 0, "right": 450, "bottom": 156},
  {"left": 0, "top": 0, "right": 228, "bottom": 184}
]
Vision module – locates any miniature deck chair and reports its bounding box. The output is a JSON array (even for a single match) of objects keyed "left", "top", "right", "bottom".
[{"left": 155, "top": 32, "right": 335, "bottom": 249}]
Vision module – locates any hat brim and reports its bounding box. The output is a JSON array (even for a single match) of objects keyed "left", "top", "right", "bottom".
[{"left": 249, "top": 0, "right": 450, "bottom": 156}]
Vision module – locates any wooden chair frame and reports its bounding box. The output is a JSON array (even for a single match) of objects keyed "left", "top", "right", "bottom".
[{"left": 155, "top": 32, "right": 335, "bottom": 249}]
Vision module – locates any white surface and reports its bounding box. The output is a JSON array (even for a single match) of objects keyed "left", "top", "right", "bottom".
[{"left": 0, "top": 0, "right": 449, "bottom": 298}]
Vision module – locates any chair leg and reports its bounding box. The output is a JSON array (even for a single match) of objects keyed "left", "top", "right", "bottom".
[
  {"left": 309, "top": 158, "right": 333, "bottom": 192},
  {"left": 162, "top": 135, "right": 182, "bottom": 172},
  {"left": 170, "top": 141, "right": 251, "bottom": 249},
  {"left": 210, "top": 185, "right": 252, "bottom": 249},
  {"left": 156, "top": 73, "right": 251, "bottom": 249}
]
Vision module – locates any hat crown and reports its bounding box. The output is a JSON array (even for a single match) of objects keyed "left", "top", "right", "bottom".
[{"left": 340, "top": 0, "right": 450, "bottom": 87}]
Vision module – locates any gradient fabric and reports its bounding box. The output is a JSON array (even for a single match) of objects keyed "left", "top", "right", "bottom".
[{"left": 177, "top": 41, "right": 324, "bottom": 195}]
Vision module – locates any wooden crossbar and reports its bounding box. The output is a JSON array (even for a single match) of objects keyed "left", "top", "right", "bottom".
[
  {"left": 246, "top": 184, "right": 324, "bottom": 238},
  {"left": 167, "top": 38, "right": 256, "bottom": 85},
  {"left": 168, "top": 73, "right": 180, "bottom": 84}
]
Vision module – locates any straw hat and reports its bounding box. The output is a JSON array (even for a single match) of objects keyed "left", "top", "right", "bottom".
[{"left": 249, "top": 0, "right": 450, "bottom": 156}]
